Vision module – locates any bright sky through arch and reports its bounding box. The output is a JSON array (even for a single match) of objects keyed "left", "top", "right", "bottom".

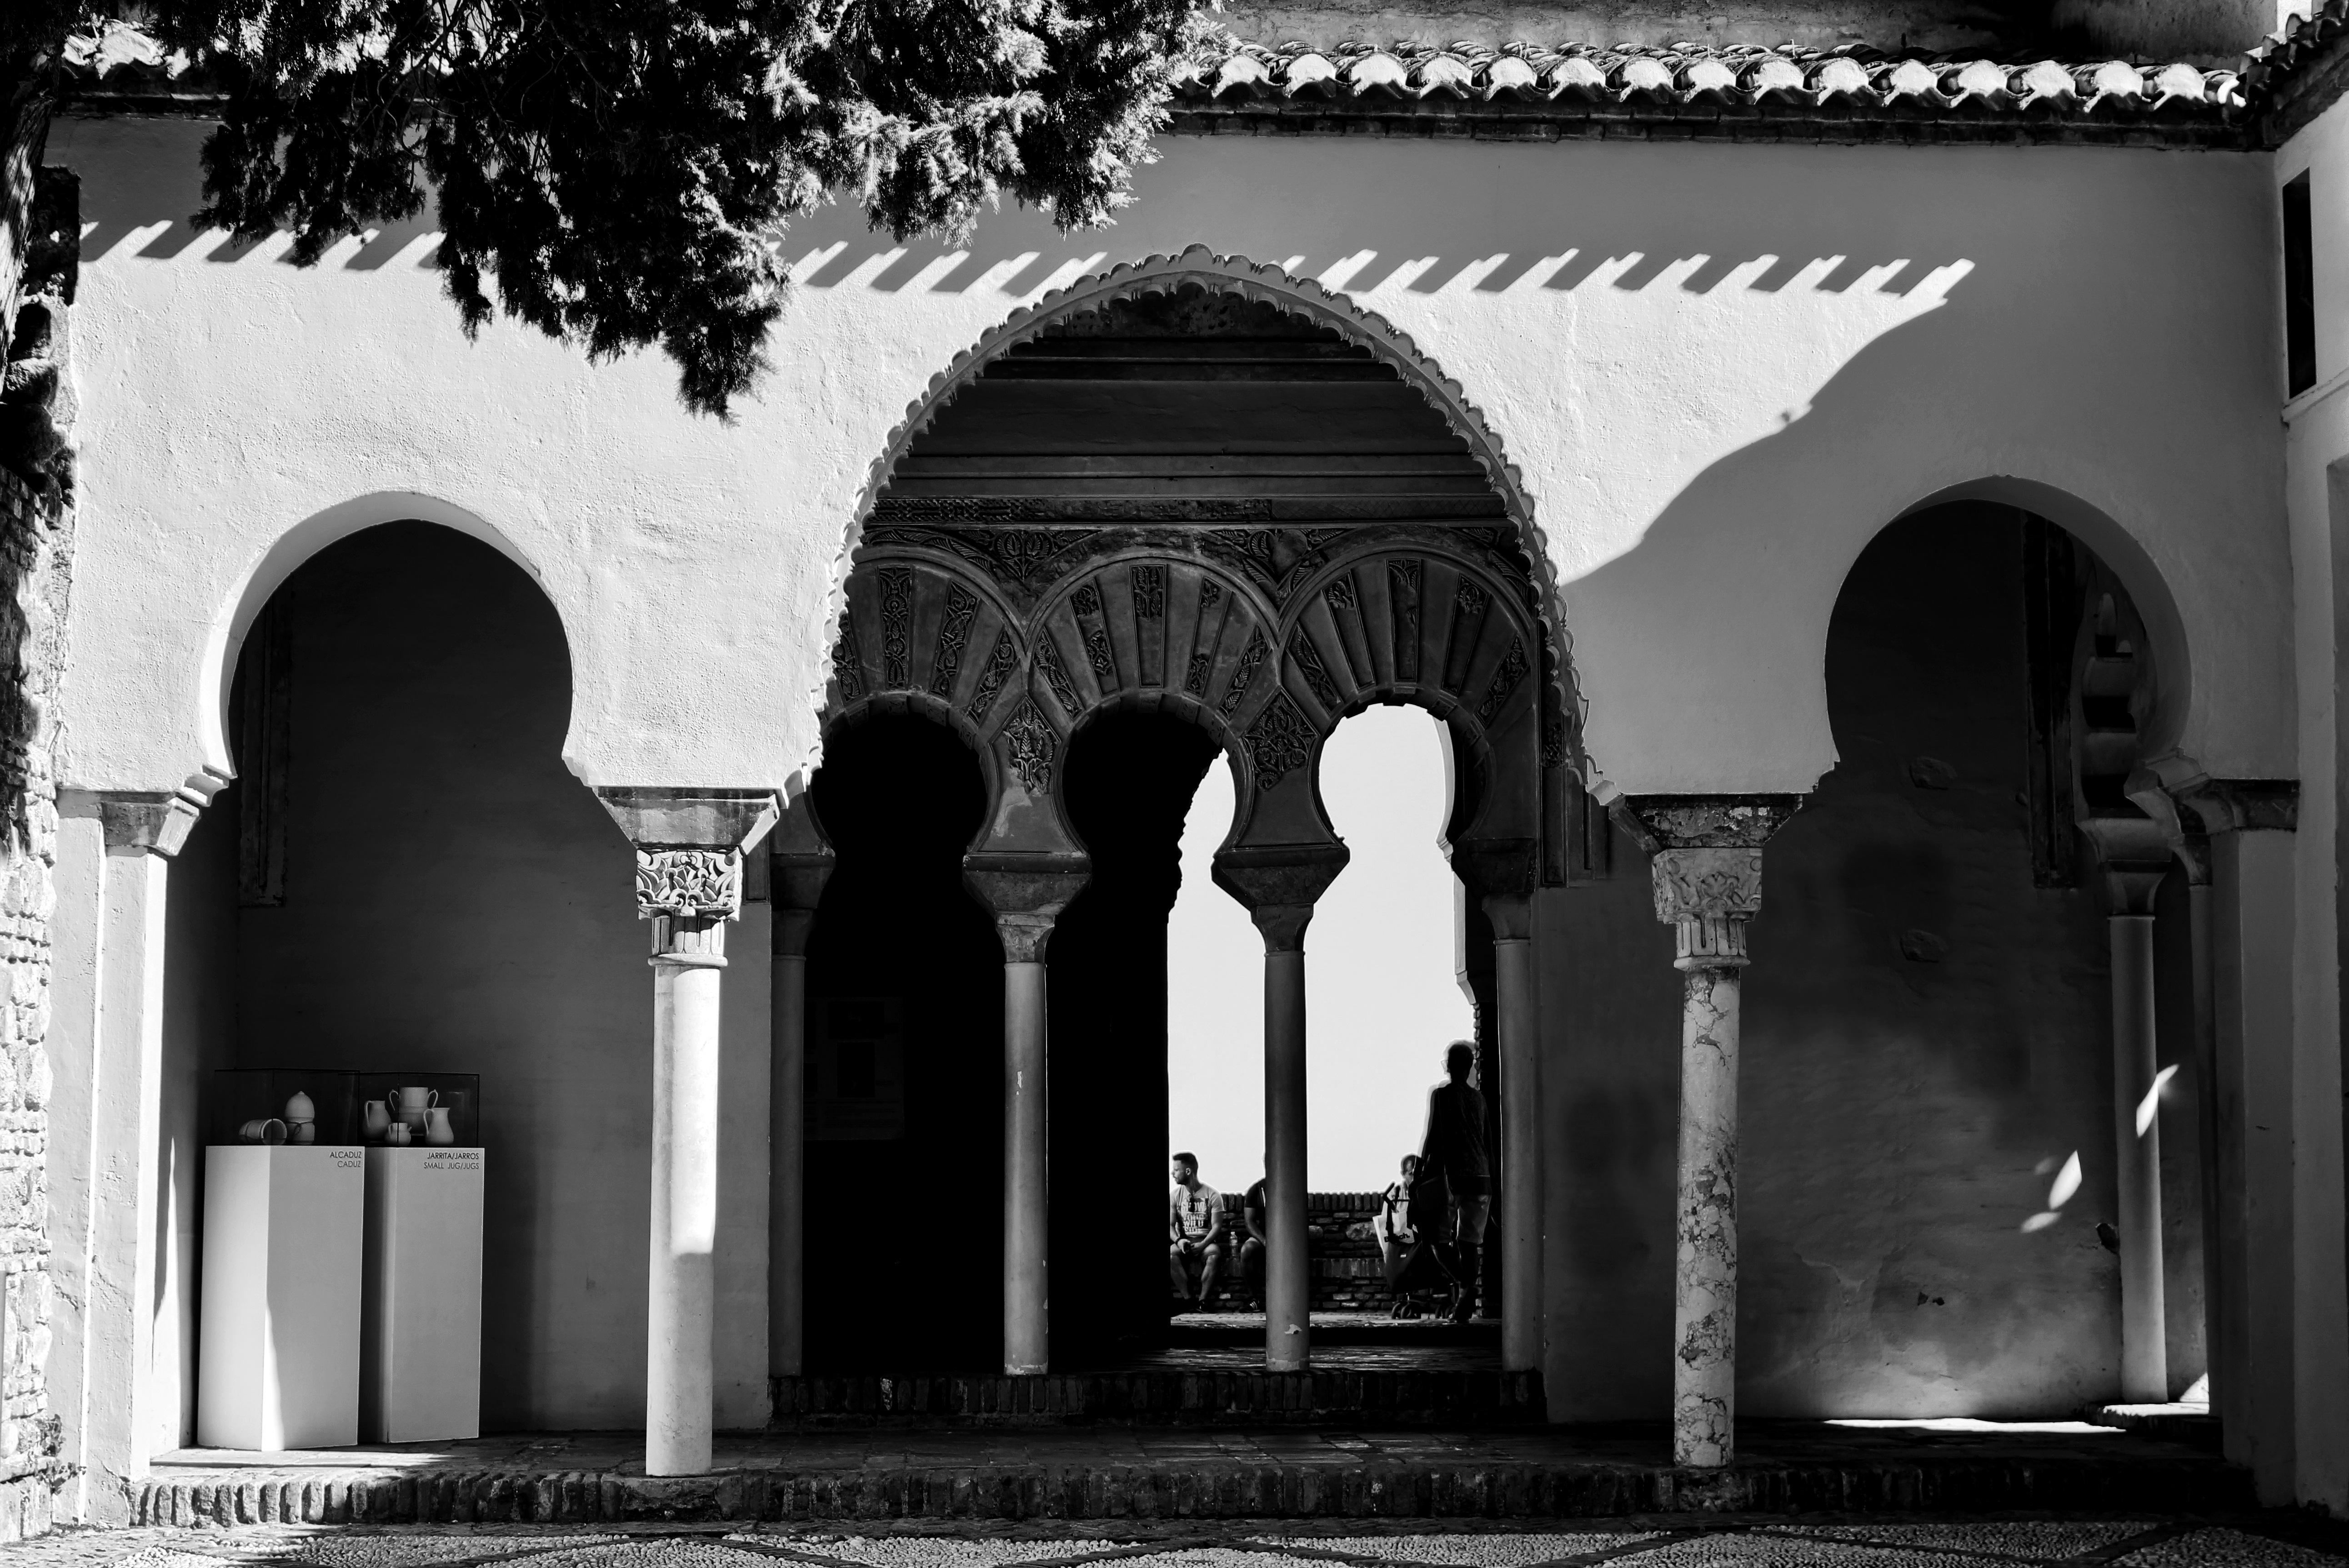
[{"left": 1165, "top": 705, "right": 1475, "bottom": 1194}]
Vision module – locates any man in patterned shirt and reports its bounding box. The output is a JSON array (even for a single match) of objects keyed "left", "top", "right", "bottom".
[{"left": 1168, "top": 1152, "right": 1227, "bottom": 1309}]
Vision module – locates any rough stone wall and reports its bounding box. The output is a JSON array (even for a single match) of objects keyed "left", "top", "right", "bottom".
[{"left": 0, "top": 466, "right": 66, "bottom": 1540}]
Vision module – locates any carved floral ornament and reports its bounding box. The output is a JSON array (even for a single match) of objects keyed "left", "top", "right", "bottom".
[
  {"left": 1650, "top": 847, "right": 1763, "bottom": 925},
  {"left": 636, "top": 848, "right": 743, "bottom": 919}
]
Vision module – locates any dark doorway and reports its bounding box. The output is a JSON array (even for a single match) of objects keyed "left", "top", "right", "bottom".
[{"left": 804, "top": 715, "right": 999, "bottom": 1371}]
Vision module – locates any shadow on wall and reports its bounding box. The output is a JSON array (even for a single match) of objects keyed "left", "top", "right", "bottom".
[
  {"left": 1740, "top": 508, "right": 2122, "bottom": 1419},
  {"left": 1543, "top": 510, "right": 2143, "bottom": 1422},
  {"left": 71, "top": 134, "right": 1972, "bottom": 303}
]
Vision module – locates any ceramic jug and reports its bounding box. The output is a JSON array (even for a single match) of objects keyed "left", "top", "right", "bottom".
[
  {"left": 363, "top": 1099, "right": 391, "bottom": 1140},
  {"left": 392, "top": 1086, "right": 438, "bottom": 1127},
  {"left": 424, "top": 1106, "right": 456, "bottom": 1146},
  {"left": 385, "top": 1122, "right": 412, "bottom": 1146}
]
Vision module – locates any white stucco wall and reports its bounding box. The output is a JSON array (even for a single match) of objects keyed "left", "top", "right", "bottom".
[
  {"left": 47, "top": 116, "right": 2294, "bottom": 806},
  {"left": 2272, "top": 90, "right": 2349, "bottom": 1517}
]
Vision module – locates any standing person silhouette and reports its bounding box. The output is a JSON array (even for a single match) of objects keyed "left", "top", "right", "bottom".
[{"left": 1417, "top": 1040, "right": 1491, "bottom": 1323}]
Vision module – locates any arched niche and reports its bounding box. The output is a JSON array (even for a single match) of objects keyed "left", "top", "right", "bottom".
[
  {"left": 200, "top": 492, "right": 565, "bottom": 793},
  {"left": 1894, "top": 478, "right": 2194, "bottom": 767}
]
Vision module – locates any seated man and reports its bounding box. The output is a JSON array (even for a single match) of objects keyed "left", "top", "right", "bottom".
[
  {"left": 1238, "top": 1163, "right": 1268, "bottom": 1308},
  {"left": 1168, "top": 1152, "right": 1226, "bottom": 1308}
]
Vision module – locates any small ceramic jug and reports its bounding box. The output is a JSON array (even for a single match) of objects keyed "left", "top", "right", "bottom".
[
  {"left": 385, "top": 1122, "right": 412, "bottom": 1146},
  {"left": 363, "top": 1100, "right": 391, "bottom": 1140},
  {"left": 424, "top": 1106, "right": 456, "bottom": 1147}
]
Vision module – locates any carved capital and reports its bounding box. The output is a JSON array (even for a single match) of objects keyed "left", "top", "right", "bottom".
[
  {"left": 964, "top": 850, "right": 1089, "bottom": 963},
  {"left": 1483, "top": 892, "right": 1533, "bottom": 943},
  {"left": 1650, "top": 846, "right": 1763, "bottom": 923},
  {"left": 1650, "top": 846, "right": 1764, "bottom": 972},
  {"left": 1616, "top": 793, "right": 1803, "bottom": 852},
  {"left": 651, "top": 912, "right": 728, "bottom": 967},
  {"left": 71, "top": 789, "right": 207, "bottom": 858},
  {"left": 1452, "top": 837, "right": 1538, "bottom": 904},
  {"left": 636, "top": 848, "right": 744, "bottom": 920},
  {"left": 2074, "top": 812, "right": 2174, "bottom": 916},
  {"left": 1250, "top": 903, "right": 1316, "bottom": 954},
  {"left": 995, "top": 912, "right": 1059, "bottom": 964}
]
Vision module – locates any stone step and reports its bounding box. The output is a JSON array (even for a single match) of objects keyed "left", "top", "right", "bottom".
[
  {"left": 768, "top": 1368, "right": 1541, "bottom": 1427},
  {"left": 2089, "top": 1403, "right": 2224, "bottom": 1452},
  {"left": 130, "top": 1437, "right": 2253, "bottom": 1528}
]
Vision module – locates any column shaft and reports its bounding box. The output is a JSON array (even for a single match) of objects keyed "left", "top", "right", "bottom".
[
  {"left": 2108, "top": 913, "right": 2168, "bottom": 1403},
  {"left": 647, "top": 926, "right": 725, "bottom": 1477},
  {"left": 83, "top": 847, "right": 173, "bottom": 1489},
  {"left": 1264, "top": 947, "right": 1310, "bottom": 1371},
  {"left": 2188, "top": 880, "right": 2239, "bottom": 1433},
  {"left": 768, "top": 948, "right": 807, "bottom": 1379},
  {"left": 1673, "top": 959, "right": 1741, "bottom": 1468},
  {"left": 1495, "top": 935, "right": 1541, "bottom": 1372},
  {"left": 1003, "top": 960, "right": 1050, "bottom": 1374}
]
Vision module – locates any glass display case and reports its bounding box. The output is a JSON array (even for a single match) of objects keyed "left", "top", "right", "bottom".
[
  {"left": 208, "top": 1068, "right": 359, "bottom": 1147},
  {"left": 355, "top": 1072, "right": 482, "bottom": 1147}
]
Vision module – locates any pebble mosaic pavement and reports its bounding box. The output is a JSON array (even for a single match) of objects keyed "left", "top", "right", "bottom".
[{"left": 0, "top": 1518, "right": 2339, "bottom": 1568}]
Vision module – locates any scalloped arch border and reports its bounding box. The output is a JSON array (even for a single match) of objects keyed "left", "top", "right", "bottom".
[{"left": 814, "top": 243, "right": 1580, "bottom": 769}]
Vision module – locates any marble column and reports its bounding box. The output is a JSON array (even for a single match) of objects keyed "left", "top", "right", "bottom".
[
  {"left": 598, "top": 789, "right": 779, "bottom": 1478},
  {"left": 1215, "top": 846, "right": 1347, "bottom": 1373},
  {"left": 1000, "top": 912, "right": 1054, "bottom": 1374},
  {"left": 768, "top": 801, "right": 832, "bottom": 1383},
  {"left": 959, "top": 869, "right": 1083, "bottom": 1376},
  {"left": 1257, "top": 903, "right": 1312, "bottom": 1372},
  {"left": 51, "top": 789, "right": 205, "bottom": 1518},
  {"left": 1628, "top": 796, "right": 1799, "bottom": 1470},
  {"left": 1488, "top": 894, "right": 1542, "bottom": 1373}
]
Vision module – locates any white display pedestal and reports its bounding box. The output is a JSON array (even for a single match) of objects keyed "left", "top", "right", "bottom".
[
  {"left": 361, "top": 1147, "right": 485, "bottom": 1442},
  {"left": 197, "top": 1145, "right": 366, "bottom": 1450}
]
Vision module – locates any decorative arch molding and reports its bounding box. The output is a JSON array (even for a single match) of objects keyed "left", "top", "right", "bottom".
[
  {"left": 824, "top": 245, "right": 1581, "bottom": 756},
  {"left": 197, "top": 490, "right": 565, "bottom": 788},
  {"left": 818, "top": 246, "right": 1581, "bottom": 891}
]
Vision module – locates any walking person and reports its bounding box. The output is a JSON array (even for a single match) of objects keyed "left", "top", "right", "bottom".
[{"left": 1417, "top": 1041, "right": 1491, "bottom": 1323}]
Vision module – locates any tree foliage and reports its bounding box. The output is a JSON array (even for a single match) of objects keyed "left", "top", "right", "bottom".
[{"left": 154, "top": 0, "right": 1212, "bottom": 416}]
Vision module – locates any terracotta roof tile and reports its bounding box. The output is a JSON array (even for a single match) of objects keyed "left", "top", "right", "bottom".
[
  {"left": 1172, "top": 40, "right": 2247, "bottom": 118},
  {"left": 55, "top": 19, "right": 2254, "bottom": 144}
]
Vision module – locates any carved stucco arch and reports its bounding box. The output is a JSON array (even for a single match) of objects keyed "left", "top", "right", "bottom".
[{"left": 822, "top": 244, "right": 1580, "bottom": 770}]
